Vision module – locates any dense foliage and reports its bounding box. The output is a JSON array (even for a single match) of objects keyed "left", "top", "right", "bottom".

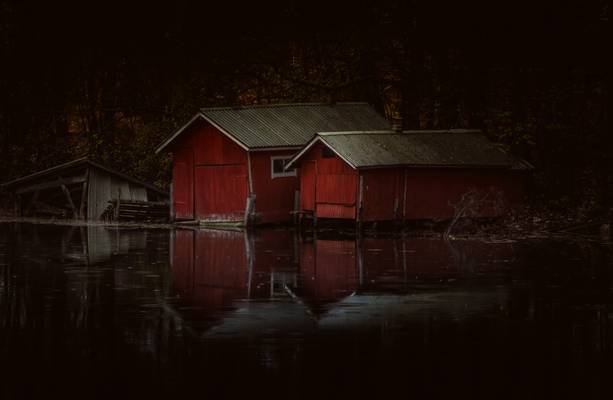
[{"left": 0, "top": 1, "right": 610, "bottom": 213}]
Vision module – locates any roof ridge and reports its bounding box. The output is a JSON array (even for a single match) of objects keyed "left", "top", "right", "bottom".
[
  {"left": 318, "top": 129, "right": 483, "bottom": 136},
  {"left": 200, "top": 102, "right": 369, "bottom": 112}
]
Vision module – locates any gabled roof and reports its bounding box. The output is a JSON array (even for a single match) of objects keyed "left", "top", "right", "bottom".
[
  {"left": 1, "top": 157, "right": 168, "bottom": 196},
  {"left": 286, "top": 130, "right": 533, "bottom": 170},
  {"left": 156, "top": 102, "right": 390, "bottom": 153}
]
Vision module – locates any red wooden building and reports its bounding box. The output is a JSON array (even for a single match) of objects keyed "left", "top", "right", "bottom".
[
  {"left": 286, "top": 129, "right": 532, "bottom": 222},
  {"left": 156, "top": 103, "right": 390, "bottom": 225}
]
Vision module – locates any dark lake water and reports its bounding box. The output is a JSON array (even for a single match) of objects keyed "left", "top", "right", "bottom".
[{"left": 0, "top": 222, "right": 612, "bottom": 399}]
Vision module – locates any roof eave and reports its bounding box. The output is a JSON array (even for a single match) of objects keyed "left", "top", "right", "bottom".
[
  {"left": 355, "top": 163, "right": 515, "bottom": 170},
  {"left": 1, "top": 157, "right": 89, "bottom": 189},
  {"left": 155, "top": 113, "right": 204, "bottom": 154},
  {"left": 1, "top": 158, "right": 168, "bottom": 197}
]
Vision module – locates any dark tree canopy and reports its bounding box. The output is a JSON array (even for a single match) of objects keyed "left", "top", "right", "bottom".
[{"left": 0, "top": 0, "right": 610, "bottom": 212}]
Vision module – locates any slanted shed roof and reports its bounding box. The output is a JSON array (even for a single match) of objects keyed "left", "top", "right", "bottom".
[
  {"left": 156, "top": 102, "right": 390, "bottom": 152},
  {"left": 286, "top": 130, "right": 532, "bottom": 170},
  {"left": 1, "top": 157, "right": 168, "bottom": 196}
]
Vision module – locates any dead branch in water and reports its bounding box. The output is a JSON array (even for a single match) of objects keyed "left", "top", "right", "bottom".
[{"left": 443, "top": 189, "right": 500, "bottom": 240}]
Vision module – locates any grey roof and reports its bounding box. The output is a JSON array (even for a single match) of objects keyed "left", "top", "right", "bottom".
[
  {"left": 287, "top": 130, "right": 531, "bottom": 169},
  {"left": 156, "top": 102, "right": 390, "bottom": 152},
  {"left": 1, "top": 158, "right": 168, "bottom": 196}
]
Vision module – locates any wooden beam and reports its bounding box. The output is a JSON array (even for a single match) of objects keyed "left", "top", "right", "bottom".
[
  {"left": 61, "top": 184, "right": 78, "bottom": 219},
  {"left": 16, "top": 175, "right": 86, "bottom": 195}
]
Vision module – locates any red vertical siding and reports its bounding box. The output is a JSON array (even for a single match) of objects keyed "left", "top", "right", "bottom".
[
  {"left": 293, "top": 142, "right": 525, "bottom": 221},
  {"left": 359, "top": 238, "right": 515, "bottom": 282},
  {"left": 194, "top": 165, "right": 248, "bottom": 221},
  {"left": 300, "top": 161, "right": 317, "bottom": 211},
  {"left": 300, "top": 239, "right": 357, "bottom": 303},
  {"left": 171, "top": 120, "right": 250, "bottom": 222},
  {"left": 192, "top": 229, "right": 248, "bottom": 310},
  {"left": 403, "top": 168, "right": 524, "bottom": 220},
  {"left": 171, "top": 228, "right": 249, "bottom": 311},
  {"left": 249, "top": 150, "right": 300, "bottom": 224},
  {"left": 360, "top": 169, "right": 404, "bottom": 222},
  {"left": 171, "top": 229, "right": 195, "bottom": 295}
]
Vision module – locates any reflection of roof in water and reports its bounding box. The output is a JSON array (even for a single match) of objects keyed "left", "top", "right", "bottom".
[
  {"left": 204, "top": 301, "right": 317, "bottom": 339},
  {"left": 195, "top": 287, "right": 508, "bottom": 339},
  {"left": 317, "top": 288, "right": 509, "bottom": 329}
]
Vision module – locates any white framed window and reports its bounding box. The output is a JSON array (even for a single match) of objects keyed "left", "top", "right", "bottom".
[{"left": 271, "top": 156, "right": 297, "bottom": 178}]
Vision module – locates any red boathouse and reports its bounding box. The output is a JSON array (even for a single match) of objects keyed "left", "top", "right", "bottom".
[
  {"left": 285, "top": 129, "right": 532, "bottom": 222},
  {"left": 156, "top": 103, "right": 390, "bottom": 224}
]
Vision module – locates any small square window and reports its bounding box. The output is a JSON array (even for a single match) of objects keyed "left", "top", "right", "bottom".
[
  {"left": 271, "top": 156, "right": 296, "bottom": 178},
  {"left": 322, "top": 147, "right": 335, "bottom": 159}
]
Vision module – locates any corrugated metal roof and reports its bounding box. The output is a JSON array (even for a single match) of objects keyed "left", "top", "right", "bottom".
[
  {"left": 290, "top": 130, "right": 527, "bottom": 169},
  {"left": 156, "top": 103, "right": 390, "bottom": 152}
]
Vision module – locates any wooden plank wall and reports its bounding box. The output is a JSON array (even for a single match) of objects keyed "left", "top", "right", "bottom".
[
  {"left": 88, "top": 167, "right": 112, "bottom": 220},
  {"left": 88, "top": 167, "right": 151, "bottom": 220}
]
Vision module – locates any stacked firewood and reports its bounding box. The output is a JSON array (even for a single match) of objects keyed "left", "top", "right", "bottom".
[{"left": 101, "top": 199, "right": 169, "bottom": 222}]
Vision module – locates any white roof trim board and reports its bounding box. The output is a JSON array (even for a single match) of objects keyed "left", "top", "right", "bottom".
[
  {"left": 155, "top": 113, "right": 251, "bottom": 153},
  {"left": 285, "top": 136, "right": 359, "bottom": 169}
]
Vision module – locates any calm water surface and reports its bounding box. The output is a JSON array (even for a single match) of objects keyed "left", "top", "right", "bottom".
[{"left": 0, "top": 223, "right": 612, "bottom": 399}]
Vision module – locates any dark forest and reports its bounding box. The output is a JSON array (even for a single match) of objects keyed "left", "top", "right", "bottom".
[{"left": 0, "top": 0, "right": 610, "bottom": 216}]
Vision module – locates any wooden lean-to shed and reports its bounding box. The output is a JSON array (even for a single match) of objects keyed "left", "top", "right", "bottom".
[
  {"left": 286, "top": 130, "right": 533, "bottom": 222},
  {"left": 1, "top": 158, "right": 169, "bottom": 220},
  {"left": 155, "top": 103, "right": 390, "bottom": 225}
]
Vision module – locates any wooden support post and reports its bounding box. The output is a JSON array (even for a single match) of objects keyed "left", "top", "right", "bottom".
[
  {"left": 244, "top": 231, "right": 255, "bottom": 299},
  {"left": 402, "top": 169, "right": 407, "bottom": 220},
  {"left": 401, "top": 236, "right": 408, "bottom": 283},
  {"left": 61, "top": 184, "right": 78, "bottom": 219},
  {"left": 393, "top": 197, "right": 399, "bottom": 220},
  {"left": 79, "top": 170, "right": 89, "bottom": 220},
  {"left": 356, "top": 174, "right": 364, "bottom": 231},
  {"left": 293, "top": 190, "right": 300, "bottom": 225},
  {"left": 169, "top": 182, "right": 175, "bottom": 221},
  {"left": 244, "top": 194, "right": 256, "bottom": 227},
  {"left": 114, "top": 199, "right": 120, "bottom": 220},
  {"left": 356, "top": 235, "right": 364, "bottom": 286}
]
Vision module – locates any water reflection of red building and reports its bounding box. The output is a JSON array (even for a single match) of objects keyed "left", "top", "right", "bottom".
[
  {"left": 171, "top": 228, "right": 299, "bottom": 313},
  {"left": 298, "top": 239, "right": 358, "bottom": 305},
  {"left": 172, "top": 229, "right": 249, "bottom": 312},
  {"left": 359, "top": 238, "right": 515, "bottom": 287},
  {"left": 171, "top": 229, "right": 516, "bottom": 319}
]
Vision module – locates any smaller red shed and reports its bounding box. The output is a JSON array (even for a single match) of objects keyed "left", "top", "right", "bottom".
[{"left": 286, "top": 129, "right": 532, "bottom": 223}]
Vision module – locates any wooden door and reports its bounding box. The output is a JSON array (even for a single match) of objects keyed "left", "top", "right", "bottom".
[{"left": 194, "top": 164, "right": 248, "bottom": 221}]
